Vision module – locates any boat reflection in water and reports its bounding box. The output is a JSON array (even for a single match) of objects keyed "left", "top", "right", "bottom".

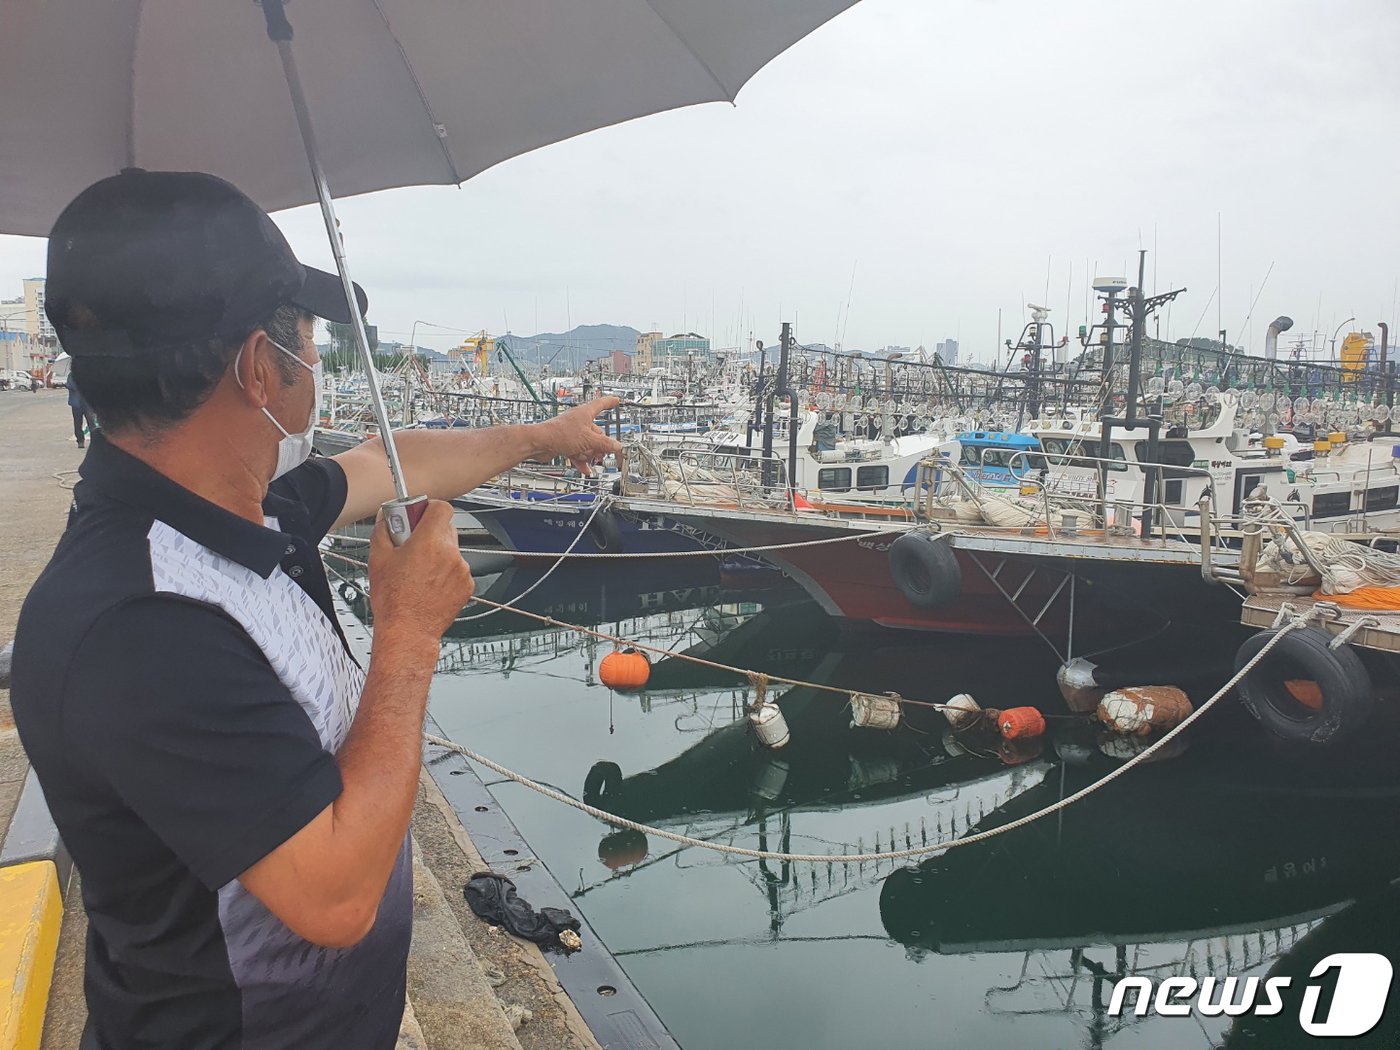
[
  {"left": 339, "top": 546, "right": 1400, "bottom": 1048},
  {"left": 879, "top": 718, "right": 1400, "bottom": 1048}
]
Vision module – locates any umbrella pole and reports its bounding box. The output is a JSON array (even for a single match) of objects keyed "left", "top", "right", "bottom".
[{"left": 262, "top": 1, "right": 425, "bottom": 541}]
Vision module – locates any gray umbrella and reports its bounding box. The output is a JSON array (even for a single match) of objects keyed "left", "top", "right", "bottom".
[{"left": 0, "top": 0, "right": 858, "bottom": 528}]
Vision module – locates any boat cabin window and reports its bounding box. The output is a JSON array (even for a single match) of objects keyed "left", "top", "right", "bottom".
[
  {"left": 1312, "top": 491, "right": 1353, "bottom": 519},
  {"left": 1041, "top": 437, "right": 1127, "bottom": 471},
  {"left": 1366, "top": 485, "right": 1399, "bottom": 512},
  {"left": 1134, "top": 440, "right": 1197, "bottom": 478},
  {"left": 960, "top": 445, "right": 1046, "bottom": 472},
  {"left": 856, "top": 465, "right": 889, "bottom": 490},
  {"left": 818, "top": 467, "right": 851, "bottom": 492}
]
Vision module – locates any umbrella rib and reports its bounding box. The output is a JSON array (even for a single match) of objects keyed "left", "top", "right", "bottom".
[
  {"left": 125, "top": 0, "right": 148, "bottom": 168},
  {"left": 640, "top": 0, "right": 737, "bottom": 103},
  {"left": 370, "top": 0, "right": 463, "bottom": 184}
]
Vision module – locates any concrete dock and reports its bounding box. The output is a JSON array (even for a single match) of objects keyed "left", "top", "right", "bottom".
[{"left": 0, "top": 389, "right": 602, "bottom": 1050}]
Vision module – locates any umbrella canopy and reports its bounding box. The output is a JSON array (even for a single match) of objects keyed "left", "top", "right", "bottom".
[{"left": 0, "top": 0, "right": 859, "bottom": 237}]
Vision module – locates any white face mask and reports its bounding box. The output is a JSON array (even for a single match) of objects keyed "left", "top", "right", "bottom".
[{"left": 236, "top": 338, "right": 322, "bottom": 481}]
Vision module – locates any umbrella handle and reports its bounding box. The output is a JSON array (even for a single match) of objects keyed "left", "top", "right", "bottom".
[{"left": 383, "top": 495, "right": 429, "bottom": 548}]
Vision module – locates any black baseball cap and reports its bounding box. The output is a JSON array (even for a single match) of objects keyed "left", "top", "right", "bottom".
[{"left": 45, "top": 169, "right": 368, "bottom": 358}]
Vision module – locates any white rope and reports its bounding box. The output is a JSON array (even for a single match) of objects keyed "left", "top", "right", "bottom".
[
  {"left": 452, "top": 496, "right": 608, "bottom": 622},
  {"left": 454, "top": 531, "right": 880, "bottom": 559},
  {"left": 423, "top": 610, "right": 1314, "bottom": 865},
  {"left": 1256, "top": 502, "right": 1400, "bottom": 593}
]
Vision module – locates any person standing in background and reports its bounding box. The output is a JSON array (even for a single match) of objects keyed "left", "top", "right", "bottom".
[{"left": 66, "top": 370, "right": 98, "bottom": 447}]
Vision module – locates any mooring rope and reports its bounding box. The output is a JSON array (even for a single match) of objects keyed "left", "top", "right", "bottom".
[
  {"left": 422, "top": 610, "right": 1314, "bottom": 864},
  {"left": 452, "top": 531, "right": 885, "bottom": 559},
  {"left": 322, "top": 550, "right": 963, "bottom": 714},
  {"left": 452, "top": 496, "right": 610, "bottom": 623}
]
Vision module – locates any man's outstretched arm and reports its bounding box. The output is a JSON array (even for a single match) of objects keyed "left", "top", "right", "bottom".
[{"left": 331, "top": 396, "right": 622, "bottom": 529}]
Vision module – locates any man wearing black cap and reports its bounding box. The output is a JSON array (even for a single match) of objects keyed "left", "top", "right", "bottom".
[{"left": 11, "top": 170, "right": 621, "bottom": 1050}]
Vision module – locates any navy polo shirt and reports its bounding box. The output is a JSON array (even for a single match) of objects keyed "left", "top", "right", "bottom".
[{"left": 11, "top": 435, "right": 411, "bottom": 1050}]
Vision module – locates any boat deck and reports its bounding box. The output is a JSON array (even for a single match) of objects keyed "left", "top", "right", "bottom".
[
  {"left": 1241, "top": 592, "right": 1400, "bottom": 654},
  {"left": 625, "top": 494, "right": 1222, "bottom": 567}
]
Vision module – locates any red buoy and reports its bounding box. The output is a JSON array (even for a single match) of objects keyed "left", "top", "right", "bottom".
[
  {"left": 998, "top": 736, "right": 1045, "bottom": 766},
  {"left": 997, "top": 706, "right": 1047, "bottom": 740}
]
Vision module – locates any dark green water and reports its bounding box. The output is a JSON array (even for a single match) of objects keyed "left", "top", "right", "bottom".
[{"left": 389, "top": 559, "right": 1400, "bottom": 1050}]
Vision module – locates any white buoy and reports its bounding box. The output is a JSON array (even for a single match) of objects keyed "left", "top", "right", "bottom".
[
  {"left": 943, "top": 693, "right": 983, "bottom": 730},
  {"left": 750, "top": 757, "right": 790, "bottom": 800},
  {"left": 850, "top": 692, "right": 902, "bottom": 730},
  {"left": 1099, "top": 731, "right": 1190, "bottom": 764},
  {"left": 1056, "top": 657, "right": 1105, "bottom": 713},
  {"left": 749, "top": 703, "right": 790, "bottom": 749},
  {"left": 847, "top": 754, "right": 902, "bottom": 791},
  {"left": 1098, "top": 686, "right": 1193, "bottom": 736}
]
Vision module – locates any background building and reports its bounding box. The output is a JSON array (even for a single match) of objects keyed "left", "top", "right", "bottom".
[
  {"left": 633, "top": 331, "right": 662, "bottom": 372},
  {"left": 653, "top": 332, "right": 710, "bottom": 359},
  {"left": 22, "top": 278, "right": 55, "bottom": 344},
  {"left": 0, "top": 298, "right": 27, "bottom": 372},
  {"left": 935, "top": 338, "right": 959, "bottom": 366}
]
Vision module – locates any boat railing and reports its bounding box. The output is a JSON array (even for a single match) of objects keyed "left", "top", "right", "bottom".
[
  {"left": 923, "top": 449, "right": 1232, "bottom": 549},
  {"left": 623, "top": 442, "right": 795, "bottom": 511}
]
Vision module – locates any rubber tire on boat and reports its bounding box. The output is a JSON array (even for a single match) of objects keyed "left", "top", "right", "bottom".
[
  {"left": 889, "top": 532, "right": 961, "bottom": 610},
  {"left": 583, "top": 761, "right": 623, "bottom": 805},
  {"left": 1235, "top": 625, "right": 1374, "bottom": 745},
  {"left": 584, "top": 507, "right": 624, "bottom": 554},
  {"left": 338, "top": 582, "right": 360, "bottom": 603}
]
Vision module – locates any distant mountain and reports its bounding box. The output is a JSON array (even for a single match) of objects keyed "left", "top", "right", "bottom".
[{"left": 497, "top": 324, "right": 641, "bottom": 370}]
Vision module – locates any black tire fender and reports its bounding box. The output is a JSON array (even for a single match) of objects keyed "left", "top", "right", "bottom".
[
  {"left": 1235, "top": 625, "right": 1373, "bottom": 745},
  {"left": 583, "top": 761, "right": 623, "bottom": 804},
  {"left": 889, "top": 532, "right": 961, "bottom": 610},
  {"left": 584, "top": 507, "right": 624, "bottom": 554}
]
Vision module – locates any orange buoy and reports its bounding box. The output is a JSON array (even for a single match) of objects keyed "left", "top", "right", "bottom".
[
  {"left": 998, "top": 736, "right": 1044, "bottom": 766},
  {"left": 997, "top": 706, "right": 1047, "bottom": 740},
  {"left": 597, "top": 829, "right": 649, "bottom": 870},
  {"left": 599, "top": 648, "right": 651, "bottom": 691},
  {"left": 1284, "top": 679, "right": 1324, "bottom": 710}
]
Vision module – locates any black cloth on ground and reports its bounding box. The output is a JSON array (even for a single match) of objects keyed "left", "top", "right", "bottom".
[{"left": 464, "top": 873, "right": 581, "bottom": 948}]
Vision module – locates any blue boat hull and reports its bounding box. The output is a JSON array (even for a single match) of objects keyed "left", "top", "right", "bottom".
[{"left": 460, "top": 493, "right": 727, "bottom": 557}]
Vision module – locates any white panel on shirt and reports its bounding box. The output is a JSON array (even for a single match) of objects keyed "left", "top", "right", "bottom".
[{"left": 145, "top": 519, "right": 363, "bottom": 752}]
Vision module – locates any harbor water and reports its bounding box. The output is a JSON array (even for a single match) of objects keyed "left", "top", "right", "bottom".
[{"left": 345, "top": 557, "right": 1400, "bottom": 1050}]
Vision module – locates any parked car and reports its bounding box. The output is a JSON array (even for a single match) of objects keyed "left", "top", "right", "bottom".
[{"left": 0, "top": 370, "right": 38, "bottom": 391}]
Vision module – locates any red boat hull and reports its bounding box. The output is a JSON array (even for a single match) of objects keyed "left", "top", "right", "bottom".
[{"left": 668, "top": 513, "right": 1067, "bottom": 636}]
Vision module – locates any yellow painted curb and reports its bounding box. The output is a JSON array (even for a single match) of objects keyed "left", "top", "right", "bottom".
[{"left": 0, "top": 862, "right": 62, "bottom": 1050}]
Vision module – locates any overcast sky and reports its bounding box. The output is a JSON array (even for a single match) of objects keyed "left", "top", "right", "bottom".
[{"left": 3, "top": 0, "right": 1397, "bottom": 361}]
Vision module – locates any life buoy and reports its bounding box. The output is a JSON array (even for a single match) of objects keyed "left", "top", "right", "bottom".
[
  {"left": 583, "top": 761, "right": 623, "bottom": 804},
  {"left": 583, "top": 507, "right": 624, "bottom": 554},
  {"left": 888, "top": 532, "right": 961, "bottom": 609},
  {"left": 1235, "top": 625, "right": 1373, "bottom": 745}
]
